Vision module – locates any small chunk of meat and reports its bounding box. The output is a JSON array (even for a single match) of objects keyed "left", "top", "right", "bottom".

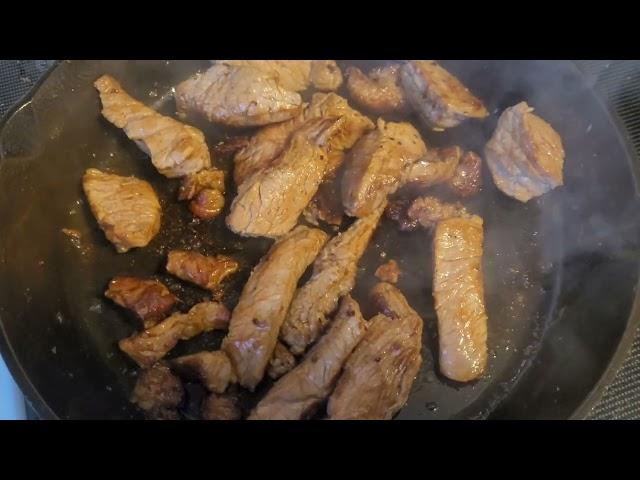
[
  {"left": 175, "top": 64, "right": 303, "bottom": 127},
  {"left": 82, "top": 168, "right": 161, "bottom": 253},
  {"left": 446, "top": 151, "right": 483, "bottom": 197},
  {"left": 233, "top": 92, "right": 373, "bottom": 186},
  {"left": 226, "top": 117, "right": 340, "bottom": 238},
  {"left": 105, "top": 276, "right": 177, "bottom": 329},
  {"left": 385, "top": 198, "right": 419, "bottom": 232},
  {"left": 250, "top": 296, "right": 367, "bottom": 420},
  {"left": 166, "top": 250, "right": 239, "bottom": 292},
  {"left": 485, "top": 102, "right": 565, "bottom": 202},
  {"left": 131, "top": 361, "right": 183, "bottom": 420},
  {"left": 310, "top": 60, "right": 343, "bottom": 91},
  {"left": 119, "top": 301, "right": 230, "bottom": 369},
  {"left": 216, "top": 60, "right": 312, "bottom": 92},
  {"left": 178, "top": 168, "right": 226, "bottom": 220},
  {"left": 95, "top": 75, "right": 210, "bottom": 178},
  {"left": 268, "top": 342, "right": 297, "bottom": 380},
  {"left": 408, "top": 196, "right": 470, "bottom": 229},
  {"left": 375, "top": 259, "right": 401, "bottom": 284},
  {"left": 223, "top": 226, "right": 328, "bottom": 390},
  {"left": 346, "top": 65, "right": 408, "bottom": 115},
  {"left": 433, "top": 215, "right": 488, "bottom": 382},
  {"left": 402, "top": 146, "right": 462, "bottom": 189},
  {"left": 170, "top": 351, "right": 236, "bottom": 394},
  {"left": 281, "top": 204, "right": 384, "bottom": 355},
  {"left": 400, "top": 60, "right": 488, "bottom": 130},
  {"left": 202, "top": 392, "right": 242, "bottom": 420},
  {"left": 342, "top": 119, "right": 427, "bottom": 218},
  {"left": 327, "top": 283, "right": 423, "bottom": 420}
]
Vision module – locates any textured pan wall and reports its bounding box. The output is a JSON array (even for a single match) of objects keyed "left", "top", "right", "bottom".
[{"left": 0, "top": 59, "right": 638, "bottom": 420}]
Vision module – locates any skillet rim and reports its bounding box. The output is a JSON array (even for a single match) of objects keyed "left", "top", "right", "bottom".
[{"left": 0, "top": 60, "right": 637, "bottom": 420}]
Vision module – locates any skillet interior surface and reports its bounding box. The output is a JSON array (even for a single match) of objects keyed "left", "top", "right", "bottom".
[{"left": 0, "top": 60, "right": 639, "bottom": 420}]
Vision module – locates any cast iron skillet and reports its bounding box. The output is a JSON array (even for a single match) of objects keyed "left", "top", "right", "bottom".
[{"left": 1, "top": 60, "right": 639, "bottom": 420}]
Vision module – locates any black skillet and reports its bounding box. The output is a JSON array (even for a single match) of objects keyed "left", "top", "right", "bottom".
[{"left": 1, "top": 60, "right": 639, "bottom": 420}]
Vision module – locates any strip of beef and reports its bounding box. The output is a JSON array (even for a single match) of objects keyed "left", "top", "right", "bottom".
[
  {"left": 327, "top": 283, "right": 423, "bottom": 420},
  {"left": 400, "top": 60, "right": 489, "bottom": 130},
  {"left": 374, "top": 259, "right": 400, "bottom": 284},
  {"left": 233, "top": 92, "right": 373, "bottom": 186},
  {"left": 82, "top": 168, "right": 161, "bottom": 253},
  {"left": 95, "top": 75, "right": 210, "bottom": 178},
  {"left": 402, "top": 146, "right": 462, "bottom": 189},
  {"left": 226, "top": 118, "right": 340, "bottom": 238},
  {"left": 178, "top": 168, "right": 226, "bottom": 220},
  {"left": 433, "top": 215, "right": 488, "bottom": 382},
  {"left": 446, "top": 150, "right": 483, "bottom": 197},
  {"left": 387, "top": 196, "right": 469, "bottom": 232},
  {"left": 222, "top": 226, "right": 328, "bottom": 390},
  {"left": 130, "top": 361, "right": 183, "bottom": 420},
  {"left": 250, "top": 296, "right": 367, "bottom": 420},
  {"left": 202, "top": 392, "right": 242, "bottom": 420},
  {"left": 342, "top": 119, "right": 427, "bottom": 218},
  {"left": 346, "top": 65, "right": 408, "bottom": 115},
  {"left": 175, "top": 63, "right": 303, "bottom": 127},
  {"left": 166, "top": 250, "right": 239, "bottom": 292},
  {"left": 170, "top": 351, "right": 236, "bottom": 393},
  {"left": 268, "top": 342, "right": 297, "bottom": 380},
  {"left": 105, "top": 276, "right": 177, "bottom": 329},
  {"left": 119, "top": 301, "right": 230, "bottom": 369},
  {"left": 310, "top": 60, "right": 343, "bottom": 91},
  {"left": 485, "top": 102, "right": 565, "bottom": 202},
  {"left": 280, "top": 204, "right": 384, "bottom": 355}
]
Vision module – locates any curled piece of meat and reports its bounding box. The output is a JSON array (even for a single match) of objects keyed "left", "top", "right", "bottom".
[
  {"left": 202, "top": 392, "right": 242, "bottom": 420},
  {"left": 130, "top": 361, "right": 184, "bottom": 420},
  {"left": 346, "top": 65, "right": 408, "bottom": 115},
  {"left": 446, "top": 150, "right": 483, "bottom": 197},
  {"left": 170, "top": 351, "right": 236, "bottom": 393},
  {"left": 268, "top": 342, "right": 297, "bottom": 380},
  {"left": 250, "top": 296, "right": 367, "bottom": 420},
  {"left": 175, "top": 63, "right": 303, "bottom": 127},
  {"left": 166, "top": 250, "right": 239, "bottom": 292},
  {"left": 433, "top": 215, "right": 488, "bottom": 382},
  {"left": 95, "top": 75, "right": 210, "bottom": 178},
  {"left": 82, "top": 168, "right": 161, "bottom": 253},
  {"left": 119, "top": 301, "right": 230, "bottom": 368},
  {"left": 400, "top": 60, "right": 488, "bottom": 130},
  {"left": 104, "top": 276, "right": 177, "bottom": 329},
  {"left": 310, "top": 60, "right": 343, "bottom": 91},
  {"left": 374, "top": 259, "right": 400, "bottom": 284},
  {"left": 402, "top": 146, "right": 462, "bottom": 189},
  {"left": 485, "top": 102, "right": 564, "bottom": 202},
  {"left": 222, "top": 226, "right": 328, "bottom": 390},
  {"left": 178, "top": 168, "right": 226, "bottom": 220}
]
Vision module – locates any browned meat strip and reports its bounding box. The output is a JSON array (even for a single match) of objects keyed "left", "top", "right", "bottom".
[
  {"left": 202, "top": 392, "right": 242, "bottom": 420},
  {"left": 95, "top": 75, "right": 210, "bottom": 178},
  {"left": 400, "top": 60, "right": 488, "bottom": 130},
  {"left": 433, "top": 215, "right": 488, "bottom": 382},
  {"left": 342, "top": 119, "right": 427, "bottom": 218},
  {"left": 178, "top": 168, "right": 226, "bottom": 220},
  {"left": 82, "top": 168, "right": 161, "bottom": 253},
  {"left": 387, "top": 196, "right": 469, "bottom": 232},
  {"left": 280, "top": 205, "right": 384, "bottom": 355},
  {"left": 175, "top": 64, "right": 303, "bottom": 127},
  {"left": 119, "top": 301, "right": 230, "bottom": 369},
  {"left": 346, "top": 65, "right": 408, "bottom": 115},
  {"left": 104, "top": 276, "right": 177, "bottom": 329},
  {"left": 446, "top": 151, "right": 483, "bottom": 197},
  {"left": 130, "top": 361, "right": 183, "bottom": 420},
  {"left": 226, "top": 118, "right": 340, "bottom": 238},
  {"left": 170, "top": 351, "right": 236, "bottom": 393},
  {"left": 303, "top": 174, "right": 345, "bottom": 227},
  {"left": 268, "top": 342, "right": 297, "bottom": 380},
  {"left": 233, "top": 92, "right": 373, "bottom": 186},
  {"left": 250, "top": 296, "right": 367, "bottom": 420},
  {"left": 485, "top": 102, "right": 565, "bottom": 202},
  {"left": 374, "top": 259, "right": 400, "bottom": 284},
  {"left": 402, "top": 146, "right": 462, "bottom": 189},
  {"left": 222, "top": 226, "right": 328, "bottom": 390},
  {"left": 310, "top": 60, "right": 343, "bottom": 91},
  {"left": 166, "top": 250, "right": 239, "bottom": 292},
  {"left": 328, "top": 283, "right": 423, "bottom": 420}
]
